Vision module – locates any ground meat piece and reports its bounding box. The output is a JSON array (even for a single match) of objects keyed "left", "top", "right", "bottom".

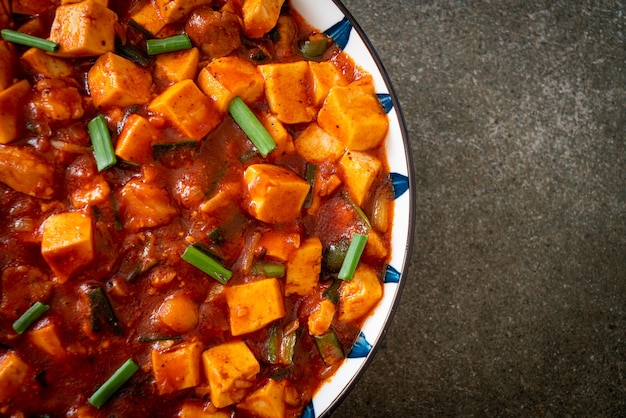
[{"left": 185, "top": 7, "right": 242, "bottom": 58}]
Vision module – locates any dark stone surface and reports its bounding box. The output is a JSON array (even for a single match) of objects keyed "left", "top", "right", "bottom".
[{"left": 329, "top": 0, "right": 625, "bottom": 416}]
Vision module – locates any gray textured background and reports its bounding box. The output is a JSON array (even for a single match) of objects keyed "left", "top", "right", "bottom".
[{"left": 329, "top": 0, "right": 625, "bottom": 416}]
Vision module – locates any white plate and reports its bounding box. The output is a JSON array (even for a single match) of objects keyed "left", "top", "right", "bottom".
[{"left": 289, "top": 0, "right": 415, "bottom": 416}]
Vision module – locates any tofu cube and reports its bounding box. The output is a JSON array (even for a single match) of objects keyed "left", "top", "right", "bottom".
[
  {"left": 28, "top": 320, "right": 65, "bottom": 358},
  {"left": 257, "top": 230, "right": 300, "bottom": 262},
  {"left": 148, "top": 79, "right": 221, "bottom": 141},
  {"left": 294, "top": 122, "right": 345, "bottom": 163},
  {"left": 339, "top": 150, "right": 382, "bottom": 207},
  {"left": 318, "top": 84, "right": 389, "bottom": 151},
  {"left": 285, "top": 237, "right": 322, "bottom": 296},
  {"left": 129, "top": 0, "right": 166, "bottom": 35},
  {"left": 41, "top": 212, "right": 94, "bottom": 282},
  {"left": 21, "top": 47, "right": 74, "bottom": 78},
  {"left": 225, "top": 278, "right": 285, "bottom": 336},
  {"left": 237, "top": 379, "right": 286, "bottom": 418},
  {"left": 155, "top": 0, "right": 212, "bottom": 24},
  {"left": 241, "top": 0, "right": 285, "bottom": 39},
  {"left": 203, "top": 56, "right": 265, "bottom": 105},
  {"left": 258, "top": 111, "right": 295, "bottom": 157},
  {"left": 0, "top": 352, "right": 30, "bottom": 403},
  {"left": 338, "top": 264, "right": 383, "bottom": 323},
  {"left": 308, "top": 61, "right": 348, "bottom": 107},
  {"left": 0, "top": 79, "right": 30, "bottom": 144},
  {"left": 196, "top": 67, "right": 234, "bottom": 114},
  {"left": 243, "top": 164, "right": 310, "bottom": 224},
  {"left": 154, "top": 47, "right": 200, "bottom": 84},
  {"left": 0, "top": 41, "right": 15, "bottom": 90},
  {"left": 364, "top": 229, "right": 389, "bottom": 260},
  {"left": 88, "top": 52, "right": 152, "bottom": 109},
  {"left": 259, "top": 61, "right": 316, "bottom": 124},
  {"left": 202, "top": 341, "right": 260, "bottom": 408},
  {"left": 0, "top": 145, "right": 56, "bottom": 199},
  {"left": 115, "top": 114, "right": 160, "bottom": 164},
  {"left": 151, "top": 342, "right": 203, "bottom": 395},
  {"left": 308, "top": 299, "right": 336, "bottom": 336},
  {"left": 49, "top": 0, "right": 117, "bottom": 57},
  {"left": 118, "top": 170, "right": 178, "bottom": 231}
]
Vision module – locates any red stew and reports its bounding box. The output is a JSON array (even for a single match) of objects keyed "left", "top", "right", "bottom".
[{"left": 0, "top": 0, "right": 393, "bottom": 416}]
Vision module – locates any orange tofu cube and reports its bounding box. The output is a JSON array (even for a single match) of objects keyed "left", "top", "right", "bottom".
[
  {"left": 241, "top": 0, "right": 285, "bottom": 39},
  {"left": 339, "top": 150, "right": 382, "bottom": 207},
  {"left": 28, "top": 320, "right": 65, "bottom": 358},
  {"left": 285, "top": 237, "right": 322, "bottom": 296},
  {"left": 0, "top": 41, "right": 15, "bottom": 90},
  {"left": 225, "top": 278, "right": 285, "bottom": 336},
  {"left": 129, "top": 0, "right": 166, "bottom": 35},
  {"left": 338, "top": 264, "right": 383, "bottom": 323},
  {"left": 259, "top": 61, "right": 316, "bottom": 124},
  {"left": 203, "top": 56, "right": 265, "bottom": 105},
  {"left": 318, "top": 84, "right": 389, "bottom": 151},
  {"left": 196, "top": 67, "right": 234, "bottom": 114},
  {"left": 21, "top": 47, "right": 74, "bottom": 78},
  {"left": 243, "top": 164, "right": 310, "bottom": 224},
  {"left": 118, "top": 169, "right": 178, "bottom": 231},
  {"left": 41, "top": 212, "right": 94, "bottom": 282},
  {"left": 0, "top": 145, "right": 56, "bottom": 199},
  {"left": 155, "top": 0, "right": 212, "bottom": 24},
  {"left": 364, "top": 229, "right": 389, "bottom": 260},
  {"left": 49, "top": 0, "right": 117, "bottom": 57},
  {"left": 198, "top": 181, "right": 242, "bottom": 215},
  {"left": 257, "top": 230, "right": 300, "bottom": 262},
  {"left": 237, "top": 379, "right": 286, "bottom": 418},
  {"left": 151, "top": 341, "right": 203, "bottom": 395},
  {"left": 88, "top": 52, "right": 152, "bottom": 109},
  {"left": 61, "top": 0, "right": 108, "bottom": 5},
  {"left": 308, "top": 299, "right": 336, "bottom": 336},
  {"left": 0, "top": 79, "right": 30, "bottom": 144},
  {"left": 258, "top": 111, "right": 295, "bottom": 157},
  {"left": 308, "top": 60, "right": 348, "bottom": 107},
  {"left": 154, "top": 47, "right": 200, "bottom": 84},
  {"left": 202, "top": 341, "right": 260, "bottom": 408},
  {"left": 0, "top": 352, "right": 30, "bottom": 403},
  {"left": 294, "top": 122, "right": 345, "bottom": 163},
  {"left": 148, "top": 79, "right": 221, "bottom": 141},
  {"left": 115, "top": 114, "right": 160, "bottom": 164}
]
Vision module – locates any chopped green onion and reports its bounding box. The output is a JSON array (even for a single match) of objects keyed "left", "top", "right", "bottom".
[
  {"left": 1, "top": 29, "right": 59, "bottom": 52},
  {"left": 228, "top": 97, "right": 276, "bottom": 157},
  {"left": 345, "top": 193, "right": 372, "bottom": 230},
  {"left": 303, "top": 163, "right": 317, "bottom": 209},
  {"left": 280, "top": 331, "right": 297, "bottom": 366},
  {"left": 182, "top": 244, "right": 232, "bottom": 284},
  {"left": 88, "top": 358, "right": 139, "bottom": 408},
  {"left": 146, "top": 33, "right": 192, "bottom": 55},
  {"left": 128, "top": 18, "right": 154, "bottom": 39},
  {"left": 314, "top": 329, "right": 344, "bottom": 366},
  {"left": 12, "top": 301, "right": 49, "bottom": 334},
  {"left": 117, "top": 43, "right": 151, "bottom": 67},
  {"left": 252, "top": 262, "right": 285, "bottom": 278},
  {"left": 267, "top": 323, "right": 279, "bottom": 364},
  {"left": 88, "top": 115, "right": 117, "bottom": 171},
  {"left": 152, "top": 141, "right": 197, "bottom": 161},
  {"left": 86, "top": 285, "right": 123, "bottom": 335},
  {"left": 300, "top": 37, "right": 330, "bottom": 60},
  {"left": 337, "top": 233, "right": 368, "bottom": 281}
]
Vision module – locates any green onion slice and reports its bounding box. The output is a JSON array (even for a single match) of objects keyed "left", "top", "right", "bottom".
[
  {"left": 228, "top": 97, "right": 276, "bottom": 157},
  {"left": 303, "top": 163, "right": 317, "bottom": 209},
  {"left": 252, "top": 262, "right": 286, "bottom": 278},
  {"left": 337, "top": 233, "right": 368, "bottom": 281},
  {"left": 1, "top": 29, "right": 59, "bottom": 52},
  {"left": 88, "top": 115, "right": 117, "bottom": 171},
  {"left": 12, "top": 301, "right": 49, "bottom": 334},
  {"left": 146, "top": 33, "right": 192, "bottom": 55},
  {"left": 182, "top": 244, "right": 232, "bottom": 284},
  {"left": 88, "top": 358, "right": 139, "bottom": 408}
]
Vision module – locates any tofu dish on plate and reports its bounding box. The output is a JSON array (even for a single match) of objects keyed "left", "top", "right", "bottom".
[{"left": 0, "top": 0, "right": 398, "bottom": 416}]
